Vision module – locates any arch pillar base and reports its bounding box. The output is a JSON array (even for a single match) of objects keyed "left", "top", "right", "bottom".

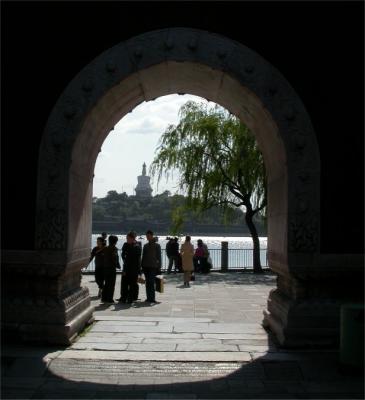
[
  {"left": 263, "top": 263, "right": 364, "bottom": 348},
  {"left": 2, "top": 252, "right": 94, "bottom": 345},
  {"left": 3, "top": 302, "right": 94, "bottom": 346},
  {"left": 263, "top": 291, "right": 340, "bottom": 348}
]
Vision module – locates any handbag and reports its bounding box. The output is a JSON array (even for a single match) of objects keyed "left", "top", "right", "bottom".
[{"left": 155, "top": 275, "right": 165, "bottom": 293}]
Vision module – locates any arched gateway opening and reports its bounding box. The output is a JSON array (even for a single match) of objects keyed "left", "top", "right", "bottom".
[{"left": 11, "top": 28, "right": 323, "bottom": 346}]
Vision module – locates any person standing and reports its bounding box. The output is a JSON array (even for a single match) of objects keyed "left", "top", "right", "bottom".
[
  {"left": 200, "top": 239, "right": 210, "bottom": 273},
  {"left": 180, "top": 236, "right": 194, "bottom": 287},
  {"left": 119, "top": 231, "right": 141, "bottom": 303},
  {"left": 194, "top": 239, "right": 210, "bottom": 273},
  {"left": 166, "top": 238, "right": 173, "bottom": 273},
  {"left": 89, "top": 236, "right": 106, "bottom": 298},
  {"left": 141, "top": 230, "right": 161, "bottom": 304},
  {"left": 102, "top": 235, "right": 121, "bottom": 304},
  {"left": 167, "top": 237, "right": 179, "bottom": 274}
]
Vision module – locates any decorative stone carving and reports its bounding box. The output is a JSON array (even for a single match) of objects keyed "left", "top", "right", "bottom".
[
  {"left": 165, "top": 38, "right": 174, "bottom": 50},
  {"left": 299, "top": 171, "right": 310, "bottom": 182},
  {"left": 105, "top": 61, "right": 116, "bottom": 73},
  {"left": 36, "top": 210, "right": 67, "bottom": 250},
  {"left": 289, "top": 214, "right": 318, "bottom": 252},
  {"left": 64, "top": 106, "right": 76, "bottom": 119},
  {"left": 293, "top": 131, "right": 307, "bottom": 151},
  {"left": 285, "top": 106, "right": 296, "bottom": 121},
  {"left": 188, "top": 38, "right": 197, "bottom": 50},
  {"left": 61, "top": 287, "right": 89, "bottom": 308},
  {"left": 217, "top": 48, "right": 226, "bottom": 58},
  {"left": 268, "top": 86, "right": 277, "bottom": 96},
  {"left": 134, "top": 47, "right": 143, "bottom": 58},
  {"left": 82, "top": 78, "right": 94, "bottom": 92}
]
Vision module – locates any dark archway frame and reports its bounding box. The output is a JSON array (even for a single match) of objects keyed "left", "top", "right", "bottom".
[{"left": 34, "top": 28, "right": 321, "bottom": 345}]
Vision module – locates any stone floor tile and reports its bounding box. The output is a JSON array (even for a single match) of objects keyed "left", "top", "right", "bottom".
[
  {"left": 110, "top": 332, "right": 203, "bottom": 339},
  {"left": 127, "top": 343, "right": 177, "bottom": 351},
  {"left": 145, "top": 392, "right": 170, "bottom": 399},
  {"left": 262, "top": 360, "right": 303, "bottom": 380},
  {"left": 203, "top": 333, "right": 268, "bottom": 340},
  {"left": 94, "top": 320, "right": 158, "bottom": 326},
  {"left": 57, "top": 350, "right": 252, "bottom": 362},
  {"left": 176, "top": 343, "right": 238, "bottom": 352},
  {"left": 71, "top": 342, "right": 129, "bottom": 351},
  {"left": 4, "top": 357, "right": 48, "bottom": 378},
  {"left": 94, "top": 315, "right": 212, "bottom": 323},
  {"left": 304, "top": 381, "right": 364, "bottom": 394},
  {"left": 2, "top": 377, "right": 46, "bottom": 389},
  {"left": 90, "top": 323, "right": 173, "bottom": 333},
  {"left": 77, "top": 336, "right": 143, "bottom": 344},
  {"left": 238, "top": 344, "right": 272, "bottom": 352},
  {"left": 2, "top": 388, "right": 36, "bottom": 397},
  {"left": 222, "top": 339, "right": 269, "bottom": 345},
  {"left": 143, "top": 338, "right": 222, "bottom": 345}
]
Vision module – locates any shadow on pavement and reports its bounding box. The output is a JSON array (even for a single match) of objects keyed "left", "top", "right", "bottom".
[{"left": 1, "top": 340, "right": 364, "bottom": 399}]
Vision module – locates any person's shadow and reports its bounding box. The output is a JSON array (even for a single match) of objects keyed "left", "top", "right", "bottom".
[{"left": 109, "top": 301, "right": 161, "bottom": 310}]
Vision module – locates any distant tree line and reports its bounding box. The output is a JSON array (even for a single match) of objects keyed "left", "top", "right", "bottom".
[{"left": 92, "top": 190, "right": 266, "bottom": 234}]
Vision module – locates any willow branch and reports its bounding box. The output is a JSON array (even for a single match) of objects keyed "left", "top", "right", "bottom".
[{"left": 203, "top": 151, "right": 240, "bottom": 191}]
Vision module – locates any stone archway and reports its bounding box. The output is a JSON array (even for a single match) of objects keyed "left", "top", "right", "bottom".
[{"left": 13, "top": 28, "right": 322, "bottom": 345}]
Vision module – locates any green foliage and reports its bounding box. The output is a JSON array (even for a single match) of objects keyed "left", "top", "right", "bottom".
[
  {"left": 151, "top": 101, "right": 267, "bottom": 220},
  {"left": 92, "top": 191, "right": 260, "bottom": 234},
  {"left": 150, "top": 100, "right": 266, "bottom": 271}
]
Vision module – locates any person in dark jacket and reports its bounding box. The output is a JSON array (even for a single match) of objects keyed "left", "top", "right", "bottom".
[
  {"left": 89, "top": 236, "right": 106, "bottom": 298},
  {"left": 141, "top": 230, "right": 161, "bottom": 304},
  {"left": 101, "top": 235, "right": 121, "bottom": 304},
  {"left": 167, "top": 237, "right": 179, "bottom": 274},
  {"left": 118, "top": 231, "right": 141, "bottom": 303}
]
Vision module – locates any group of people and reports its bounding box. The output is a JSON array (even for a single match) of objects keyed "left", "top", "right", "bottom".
[
  {"left": 89, "top": 231, "right": 211, "bottom": 304},
  {"left": 89, "top": 230, "right": 161, "bottom": 304},
  {"left": 166, "top": 236, "right": 211, "bottom": 275}
]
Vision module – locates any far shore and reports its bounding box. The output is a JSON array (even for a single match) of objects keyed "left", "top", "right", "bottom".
[{"left": 92, "top": 231, "right": 267, "bottom": 238}]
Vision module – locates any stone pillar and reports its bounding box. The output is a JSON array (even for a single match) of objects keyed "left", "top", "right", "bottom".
[
  {"left": 2, "top": 250, "right": 94, "bottom": 345},
  {"left": 221, "top": 241, "right": 228, "bottom": 271},
  {"left": 263, "top": 254, "right": 364, "bottom": 348}
]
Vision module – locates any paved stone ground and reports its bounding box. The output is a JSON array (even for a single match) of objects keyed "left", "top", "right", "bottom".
[
  {"left": 86, "top": 271, "right": 276, "bottom": 323},
  {"left": 2, "top": 272, "right": 364, "bottom": 399}
]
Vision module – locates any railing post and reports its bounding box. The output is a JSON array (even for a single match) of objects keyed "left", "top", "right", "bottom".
[{"left": 221, "top": 241, "right": 228, "bottom": 271}]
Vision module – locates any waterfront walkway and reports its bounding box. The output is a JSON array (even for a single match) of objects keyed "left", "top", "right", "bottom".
[{"left": 2, "top": 273, "right": 363, "bottom": 399}]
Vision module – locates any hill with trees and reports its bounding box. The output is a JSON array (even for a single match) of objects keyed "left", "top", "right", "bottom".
[{"left": 92, "top": 190, "right": 266, "bottom": 236}]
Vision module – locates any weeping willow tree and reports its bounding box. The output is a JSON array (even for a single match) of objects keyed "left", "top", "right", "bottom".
[{"left": 151, "top": 101, "right": 266, "bottom": 272}]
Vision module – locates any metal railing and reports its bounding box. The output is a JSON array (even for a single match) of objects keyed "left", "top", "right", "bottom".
[{"left": 82, "top": 248, "right": 268, "bottom": 273}]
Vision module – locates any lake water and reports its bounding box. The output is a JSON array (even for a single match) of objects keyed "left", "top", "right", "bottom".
[
  {"left": 91, "top": 234, "right": 267, "bottom": 251},
  {"left": 87, "top": 234, "right": 268, "bottom": 270}
]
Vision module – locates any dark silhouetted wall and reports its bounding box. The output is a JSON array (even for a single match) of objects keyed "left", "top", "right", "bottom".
[{"left": 2, "top": 1, "right": 364, "bottom": 253}]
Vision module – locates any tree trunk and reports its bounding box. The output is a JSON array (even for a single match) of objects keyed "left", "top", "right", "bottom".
[{"left": 245, "top": 209, "right": 263, "bottom": 273}]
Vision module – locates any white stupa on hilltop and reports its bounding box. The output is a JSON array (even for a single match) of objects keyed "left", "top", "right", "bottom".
[{"left": 135, "top": 162, "right": 153, "bottom": 198}]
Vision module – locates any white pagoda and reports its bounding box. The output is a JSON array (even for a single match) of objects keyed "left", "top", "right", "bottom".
[{"left": 135, "top": 162, "right": 153, "bottom": 198}]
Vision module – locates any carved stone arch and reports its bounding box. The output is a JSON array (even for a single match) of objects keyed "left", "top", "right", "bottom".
[{"left": 34, "top": 28, "right": 322, "bottom": 345}]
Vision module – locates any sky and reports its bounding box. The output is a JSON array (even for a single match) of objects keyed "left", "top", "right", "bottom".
[{"left": 93, "top": 94, "right": 213, "bottom": 198}]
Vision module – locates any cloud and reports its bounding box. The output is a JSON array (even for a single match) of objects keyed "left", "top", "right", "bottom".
[
  {"left": 113, "top": 94, "right": 209, "bottom": 136},
  {"left": 93, "top": 177, "right": 106, "bottom": 183},
  {"left": 93, "top": 93, "right": 215, "bottom": 198}
]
